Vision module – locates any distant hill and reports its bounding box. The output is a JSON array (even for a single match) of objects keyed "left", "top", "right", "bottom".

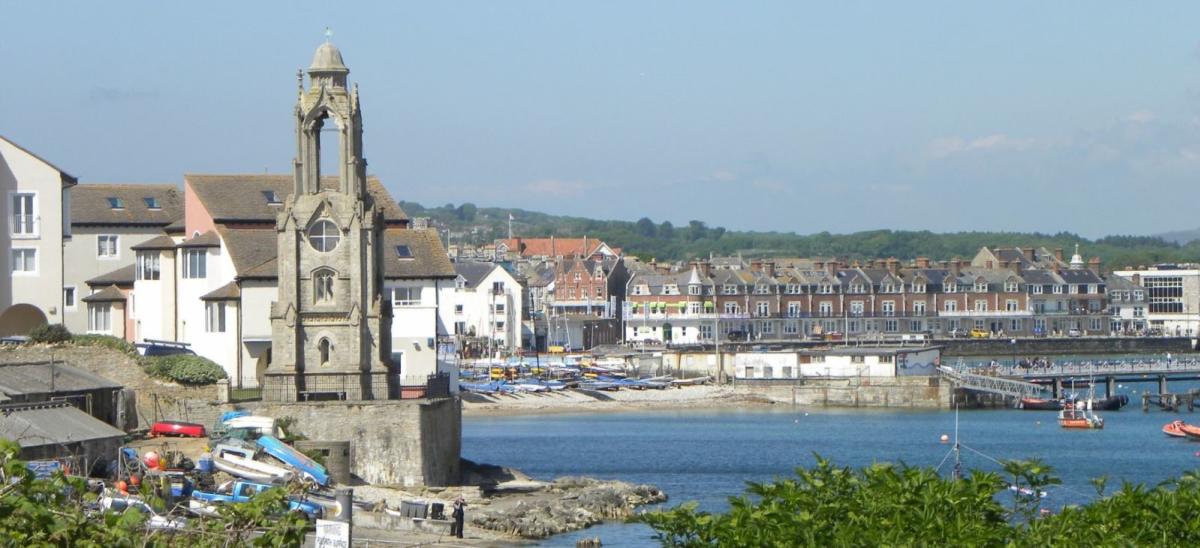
[
  {"left": 1156, "top": 228, "right": 1200, "bottom": 246},
  {"left": 400, "top": 201, "right": 1200, "bottom": 270}
]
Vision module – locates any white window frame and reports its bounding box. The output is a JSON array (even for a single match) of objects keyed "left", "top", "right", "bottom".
[
  {"left": 787, "top": 302, "right": 801, "bottom": 318},
  {"left": 97, "top": 234, "right": 120, "bottom": 260},
  {"left": 1006, "top": 299, "right": 1019, "bottom": 312},
  {"left": 391, "top": 286, "right": 421, "bottom": 307},
  {"left": 1004, "top": 281, "right": 1019, "bottom": 293},
  {"left": 850, "top": 301, "right": 864, "bottom": 317},
  {"left": 88, "top": 303, "right": 113, "bottom": 333},
  {"left": 136, "top": 251, "right": 161, "bottom": 281},
  {"left": 10, "top": 191, "right": 38, "bottom": 238},
  {"left": 205, "top": 302, "right": 227, "bottom": 333},
  {"left": 1032, "top": 284, "right": 1043, "bottom": 295},
  {"left": 723, "top": 284, "right": 738, "bottom": 295},
  {"left": 755, "top": 301, "right": 770, "bottom": 317},
  {"left": 818, "top": 302, "right": 833, "bottom": 317},
  {"left": 913, "top": 301, "right": 926, "bottom": 316},
  {"left": 944, "top": 300, "right": 958, "bottom": 312},
  {"left": 882, "top": 300, "right": 896, "bottom": 317},
  {"left": 182, "top": 248, "right": 207, "bottom": 279},
  {"left": 688, "top": 285, "right": 701, "bottom": 295},
  {"left": 11, "top": 247, "right": 37, "bottom": 275},
  {"left": 974, "top": 300, "right": 988, "bottom": 312}
]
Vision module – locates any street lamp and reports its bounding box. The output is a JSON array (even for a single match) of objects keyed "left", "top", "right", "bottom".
[{"left": 1010, "top": 338, "right": 1017, "bottom": 369}]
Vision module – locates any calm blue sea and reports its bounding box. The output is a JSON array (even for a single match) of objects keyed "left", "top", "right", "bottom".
[{"left": 464, "top": 400, "right": 1200, "bottom": 547}]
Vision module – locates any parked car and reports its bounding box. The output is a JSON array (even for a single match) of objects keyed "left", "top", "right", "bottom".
[
  {"left": 969, "top": 328, "right": 990, "bottom": 339},
  {"left": 136, "top": 339, "right": 196, "bottom": 357},
  {"left": 1067, "top": 328, "right": 1082, "bottom": 338}
]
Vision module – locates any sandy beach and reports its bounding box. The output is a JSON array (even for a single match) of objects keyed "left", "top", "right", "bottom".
[{"left": 461, "top": 384, "right": 773, "bottom": 417}]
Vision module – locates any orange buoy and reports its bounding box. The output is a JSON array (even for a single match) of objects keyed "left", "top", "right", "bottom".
[{"left": 115, "top": 480, "right": 128, "bottom": 494}]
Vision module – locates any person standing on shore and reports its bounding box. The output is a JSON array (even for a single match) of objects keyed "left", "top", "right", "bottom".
[{"left": 451, "top": 496, "right": 466, "bottom": 538}]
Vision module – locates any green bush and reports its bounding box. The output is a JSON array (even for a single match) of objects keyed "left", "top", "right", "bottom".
[
  {"left": 142, "top": 354, "right": 227, "bottom": 385},
  {"left": 28, "top": 323, "right": 72, "bottom": 344},
  {"left": 71, "top": 334, "right": 137, "bottom": 356}
]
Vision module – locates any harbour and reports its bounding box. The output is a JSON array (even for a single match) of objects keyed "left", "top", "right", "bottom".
[{"left": 465, "top": 403, "right": 1200, "bottom": 546}]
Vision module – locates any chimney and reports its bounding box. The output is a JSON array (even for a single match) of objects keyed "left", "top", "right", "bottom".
[
  {"left": 814, "top": 260, "right": 825, "bottom": 271},
  {"left": 1023, "top": 247, "right": 1035, "bottom": 262},
  {"left": 826, "top": 260, "right": 838, "bottom": 277},
  {"left": 1054, "top": 248, "right": 1064, "bottom": 262},
  {"left": 750, "top": 259, "right": 764, "bottom": 273},
  {"left": 951, "top": 258, "right": 962, "bottom": 277},
  {"left": 1132, "top": 273, "right": 1141, "bottom": 286},
  {"left": 700, "top": 260, "right": 712, "bottom": 278},
  {"left": 886, "top": 257, "right": 899, "bottom": 276},
  {"left": 916, "top": 257, "right": 930, "bottom": 268},
  {"left": 764, "top": 260, "right": 776, "bottom": 278},
  {"left": 582, "top": 234, "right": 588, "bottom": 259},
  {"left": 551, "top": 235, "right": 557, "bottom": 258},
  {"left": 1088, "top": 256, "right": 1101, "bottom": 275}
]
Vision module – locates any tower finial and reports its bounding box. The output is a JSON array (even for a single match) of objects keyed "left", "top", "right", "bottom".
[
  {"left": 325, "top": 27, "right": 333, "bottom": 42},
  {"left": 297, "top": 69, "right": 304, "bottom": 93}
]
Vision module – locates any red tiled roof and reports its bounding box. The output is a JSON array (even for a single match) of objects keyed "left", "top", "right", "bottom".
[{"left": 499, "top": 238, "right": 618, "bottom": 258}]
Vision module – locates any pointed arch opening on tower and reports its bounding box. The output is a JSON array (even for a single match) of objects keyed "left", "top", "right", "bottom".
[
  {"left": 318, "top": 337, "right": 333, "bottom": 367},
  {"left": 313, "top": 267, "right": 337, "bottom": 303}
]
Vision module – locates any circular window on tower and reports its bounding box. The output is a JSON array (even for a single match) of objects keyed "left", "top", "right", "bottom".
[{"left": 307, "top": 219, "right": 340, "bottom": 252}]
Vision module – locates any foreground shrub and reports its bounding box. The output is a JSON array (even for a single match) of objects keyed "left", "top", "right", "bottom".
[
  {"left": 28, "top": 323, "right": 72, "bottom": 344},
  {"left": 142, "top": 354, "right": 227, "bottom": 385},
  {"left": 638, "top": 457, "right": 1200, "bottom": 547},
  {"left": 72, "top": 334, "right": 137, "bottom": 356}
]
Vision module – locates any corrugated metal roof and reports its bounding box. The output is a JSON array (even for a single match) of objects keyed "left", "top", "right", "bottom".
[
  {"left": 0, "top": 402, "right": 124, "bottom": 447},
  {"left": 0, "top": 362, "right": 121, "bottom": 396}
]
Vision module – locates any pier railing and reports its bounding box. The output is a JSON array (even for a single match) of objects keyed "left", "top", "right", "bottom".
[
  {"left": 937, "top": 366, "right": 1050, "bottom": 399},
  {"left": 982, "top": 359, "right": 1200, "bottom": 380}
]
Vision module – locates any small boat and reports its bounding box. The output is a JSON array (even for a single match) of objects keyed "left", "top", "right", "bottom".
[
  {"left": 1058, "top": 403, "right": 1103, "bottom": 429},
  {"left": 150, "top": 421, "right": 207, "bottom": 438},
  {"left": 1082, "top": 395, "right": 1129, "bottom": 411},
  {"left": 1019, "top": 397, "right": 1063, "bottom": 411},
  {"left": 257, "top": 436, "right": 330, "bottom": 486},
  {"left": 1164, "top": 420, "right": 1188, "bottom": 438},
  {"left": 211, "top": 452, "right": 295, "bottom": 484},
  {"left": 579, "top": 381, "right": 620, "bottom": 391},
  {"left": 1178, "top": 422, "right": 1200, "bottom": 440},
  {"left": 671, "top": 376, "right": 712, "bottom": 387}
]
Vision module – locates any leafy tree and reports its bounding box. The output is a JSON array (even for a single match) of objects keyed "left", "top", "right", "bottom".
[
  {"left": 29, "top": 323, "right": 72, "bottom": 344},
  {"left": 636, "top": 217, "right": 657, "bottom": 238},
  {"left": 659, "top": 221, "right": 675, "bottom": 239}
]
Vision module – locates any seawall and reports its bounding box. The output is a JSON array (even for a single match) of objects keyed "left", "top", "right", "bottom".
[{"left": 735, "top": 376, "right": 951, "bottom": 409}]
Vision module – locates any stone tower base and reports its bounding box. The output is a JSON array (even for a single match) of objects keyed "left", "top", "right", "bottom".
[{"left": 261, "top": 371, "right": 390, "bottom": 402}]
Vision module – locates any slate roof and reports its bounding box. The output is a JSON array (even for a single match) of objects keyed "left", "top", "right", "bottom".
[
  {"left": 164, "top": 218, "right": 186, "bottom": 234},
  {"left": 130, "top": 235, "right": 177, "bottom": 251},
  {"left": 454, "top": 262, "right": 498, "bottom": 288},
  {"left": 215, "top": 227, "right": 277, "bottom": 276},
  {"left": 382, "top": 229, "right": 455, "bottom": 279},
  {"left": 1058, "top": 269, "right": 1104, "bottom": 285},
  {"left": 184, "top": 174, "right": 408, "bottom": 225},
  {"left": 86, "top": 265, "right": 135, "bottom": 287},
  {"left": 70, "top": 184, "right": 182, "bottom": 226},
  {"left": 201, "top": 282, "right": 241, "bottom": 301},
  {"left": 0, "top": 402, "right": 124, "bottom": 448},
  {"left": 177, "top": 230, "right": 220, "bottom": 248},
  {"left": 0, "top": 362, "right": 121, "bottom": 395},
  {"left": 82, "top": 286, "right": 126, "bottom": 303}
]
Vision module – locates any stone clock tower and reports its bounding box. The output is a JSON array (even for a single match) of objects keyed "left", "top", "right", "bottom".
[{"left": 263, "top": 40, "right": 392, "bottom": 401}]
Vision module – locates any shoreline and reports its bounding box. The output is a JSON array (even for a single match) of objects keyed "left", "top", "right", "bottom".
[{"left": 461, "top": 385, "right": 776, "bottom": 417}]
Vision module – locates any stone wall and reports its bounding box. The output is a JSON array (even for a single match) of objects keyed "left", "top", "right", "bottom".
[
  {"left": 736, "top": 376, "right": 951, "bottom": 408},
  {"left": 235, "top": 397, "right": 462, "bottom": 487}
]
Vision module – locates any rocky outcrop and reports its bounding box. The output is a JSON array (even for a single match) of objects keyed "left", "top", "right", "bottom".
[{"left": 471, "top": 477, "right": 667, "bottom": 539}]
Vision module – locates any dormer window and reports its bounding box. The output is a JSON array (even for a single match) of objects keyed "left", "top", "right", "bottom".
[
  {"left": 881, "top": 283, "right": 895, "bottom": 293},
  {"left": 945, "top": 282, "right": 957, "bottom": 293},
  {"left": 394, "top": 245, "right": 413, "bottom": 259},
  {"left": 662, "top": 284, "right": 679, "bottom": 295},
  {"left": 913, "top": 282, "right": 926, "bottom": 293},
  {"left": 973, "top": 281, "right": 988, "bottom": 292},
  {"left": 819, "top": 283, "right": 833, "bottom": 294},
  {"left": 849, "top": 283, "right": 863, "bottom": 294},
  {"left": 262, "top": 190, "right": 282, "bottom": 205},
  {"left": 574, "top": 272, "right": 582, "bottom": 282},
  {"left": 723, "top": 284, "right": 738, "bottom": 295},
  {"left": 143, "top": 197, "right": 161, "bottom": 210},
  {"left": 755, "top": 285, "right": 771, "bottom": 295},
  {"left": 688, "top": 285, "right": 701, "bottom": 295},
  {"left": 1004, "top": 281, "right": 1019, "bottom": 293},
  {"left": 107, "top": 197, "right": 124, "bottom": 209}
]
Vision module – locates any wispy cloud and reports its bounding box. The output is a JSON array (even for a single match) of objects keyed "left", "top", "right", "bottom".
[{"left": 927, "top": 134, "right": 1037, "bottom": 158}]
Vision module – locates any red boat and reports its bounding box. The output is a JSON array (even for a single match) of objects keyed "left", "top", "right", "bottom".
[
  {"left": 150, "top": 421, "right": 207, "bottom": 438},
  {"left": 1178, "top": 422, "right": 1200, "bottom": 441},
  {"left": 1163, "top": 420, "right": 1188, "bottom": 438}
]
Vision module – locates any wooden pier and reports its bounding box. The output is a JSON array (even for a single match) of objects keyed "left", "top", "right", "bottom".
[{"left": 1142, "top": 390, "right": 1200, "bottom": 412}]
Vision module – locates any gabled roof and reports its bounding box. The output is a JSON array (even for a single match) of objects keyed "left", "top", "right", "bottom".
[
  {"left": 178, "top": 230, "right": 220, "bottom": 248},
  {"left": 497, "top": 237, "right": 617, "bottom": 258},
  {"left": 216, "top": 226, "right": 277, "bottom": 276},
  {"left": 0, "top": 135, "right": 77, "bottom": 187},
  {"left": 82, "top": 285, "right": 126, "bottom": 303},
  {"left": 201, "top": 282, "right": 241, "bottom": 301},
  {"left": 70, "top": 184, "right": 182, "bottom": 226},
  {"left": 454, "top": 261, "right": 498, "bottom": 288},
  {"left": 383, "top": 229, "right": 455, "bottom": 279},
  {"left": 184, "top": 174, "right": 408, "bottom": 225},
  {"left": 86, "top": 265, "right": 135, "bottom": 288},
  {"left": 130, "top": 235, "right": 177, "bottom": 251}
]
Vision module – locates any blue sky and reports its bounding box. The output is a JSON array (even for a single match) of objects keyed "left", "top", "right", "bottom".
[{"left": 4, "top": 2, "right": 1200, "bottom": 237}]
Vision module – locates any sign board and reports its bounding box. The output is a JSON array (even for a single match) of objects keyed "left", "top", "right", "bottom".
[{"left": 315, "top": 519, "right": 350, "bottom": 548}]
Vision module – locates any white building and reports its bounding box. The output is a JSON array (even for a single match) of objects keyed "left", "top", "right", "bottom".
[
  {"left": 0, "top": 135, "right": 76, "bottom": 335},
  {"left": 1111, "top": 265, "right": 1200, "bottom": 337},
  {"left": 452, "top": 262, "right": 524, "bottom": 353},
  {"left": 64, "top": 184, "right": 182, "bottom": 335},
  {"left": 734, "top": 347, "right": 942, "bottom": 380}
]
